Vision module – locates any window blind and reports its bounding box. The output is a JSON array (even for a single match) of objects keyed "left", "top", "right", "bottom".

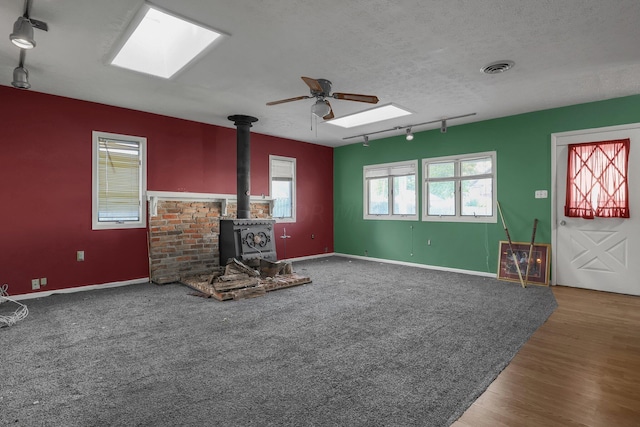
[
  {"left": 365, "top": 163, "right": 415, "bottom": 178},
  {"left": 272, "top": 159, "right": 294, "bottom": 179},
  {"left": 97, "top": 137, "right": 141, "bottom": 222}
]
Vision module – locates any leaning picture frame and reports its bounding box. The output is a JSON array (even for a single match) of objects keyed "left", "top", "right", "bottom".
[{"left": 497, "top": 241, "right": 551, "bottom": 286}]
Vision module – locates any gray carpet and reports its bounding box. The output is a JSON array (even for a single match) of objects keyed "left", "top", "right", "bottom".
[{"left": 1, "top": 256, "right": 557, "bottom": 426}]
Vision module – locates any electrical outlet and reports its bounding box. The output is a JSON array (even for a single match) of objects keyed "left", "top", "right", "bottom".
[
  {"left": 31, "top": 279, "right": 40, "bottom": 290},
  {"left": 535, "top": 190, "right": 548, "bottom": 199},
  {"left": 40, "top": 278, "right": 47, "bottom": 286},
  {"left": 77, "top": 250, "right": 85, "bottom": 262},
  {"left": 311, "top": 234, "right": 315, "bottom": 239}
]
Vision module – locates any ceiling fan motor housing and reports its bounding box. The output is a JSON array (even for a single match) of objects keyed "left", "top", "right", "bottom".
[{"left": 314, "top": 79, "right": 332, "bottom": 97}]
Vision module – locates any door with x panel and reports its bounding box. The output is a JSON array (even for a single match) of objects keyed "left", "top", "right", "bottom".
[{"left": 553, "top": 125, "right": 640, "bottom": 296}]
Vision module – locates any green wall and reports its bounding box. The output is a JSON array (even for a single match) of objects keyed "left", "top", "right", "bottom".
[{"left": 334, "top": 95, "right": 640, "bottom": 274}]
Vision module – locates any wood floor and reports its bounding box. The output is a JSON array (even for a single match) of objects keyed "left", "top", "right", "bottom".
[{"left": 453, "top": 285, "right": 640, "bottom": 427}]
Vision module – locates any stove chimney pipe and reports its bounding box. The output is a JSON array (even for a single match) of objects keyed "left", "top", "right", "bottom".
[{"left": 228, "top": 115, "right": 258, "bottom": 219}]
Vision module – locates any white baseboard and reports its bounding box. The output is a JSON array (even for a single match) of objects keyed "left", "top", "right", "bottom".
[
  {"left": 10, "top": 277, "right": 150, "bottom": 301},
  {"left": 334, "top": 253, "right": 497, "bottom": 278},
  {"left": 284, "top": 252, "right": 336, "bottom": 262},
  {"left": 9, "top": 254, "right": 494, "bottom": 301}
]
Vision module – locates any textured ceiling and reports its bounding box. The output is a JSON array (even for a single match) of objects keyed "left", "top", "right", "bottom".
[{"left": 2, "top": 0, "right": 640, "bottom": 147}]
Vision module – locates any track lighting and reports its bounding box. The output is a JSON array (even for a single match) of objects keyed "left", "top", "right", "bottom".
[
  {"left": 363, "top": 135, "right": 369, "bottom": 147},
  {"left": 405, "top": 128, "right": 414, "bottom": 141},
  {"left": 12, "top": 66, "right": 30, "bottom": 89},
  {"left": 11, "top": 49, "right": 30, "bottom": 89},
  {"left": 8, "top": 1, "right": 49, "bottom": 88},
  {"left": 9, "top": 0, "right": 48, "bottom": 50},
  {"left": 343, "top": 113, "right": 477, "bottom": 142},
  {"left": 10, "top": 17, "right": 35, "bottom": 49}
]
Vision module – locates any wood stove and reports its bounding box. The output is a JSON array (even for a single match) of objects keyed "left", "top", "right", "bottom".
[
  {"left": 219, "top": 115, "right": 278, "bottom": 266},
  {"left": 220, "top": 218, "right": 277, "bottom": 264}
]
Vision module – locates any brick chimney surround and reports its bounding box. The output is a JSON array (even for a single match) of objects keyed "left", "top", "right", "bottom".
[{"left": 146, "top": 191, "right": 273, "bottom": 284}]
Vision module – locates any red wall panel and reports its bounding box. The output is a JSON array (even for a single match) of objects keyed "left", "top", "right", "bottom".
[{"left": 0, "top": 86, "right": 333, "bottom": 295}]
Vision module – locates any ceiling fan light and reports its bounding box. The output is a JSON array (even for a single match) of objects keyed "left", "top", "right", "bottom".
[
  {"left": 12, "top": 66, "right": 31, "bottom": 89},
  {"left": 10, "top": 17, "right": 36, "bottom": 49},
  {"left": 406, "top": 128, "right": 414, "bottom": 141},
  {"left": 311, "top": 100, "right": 331, "bottom": 118}
]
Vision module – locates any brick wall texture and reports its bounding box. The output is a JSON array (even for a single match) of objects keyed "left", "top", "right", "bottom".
[{"left": 148, "top": 200, "right": 271, "bottom": 284}]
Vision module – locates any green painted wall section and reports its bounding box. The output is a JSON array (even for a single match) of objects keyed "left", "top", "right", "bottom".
[{"left": 334, "top": 95, "right": 640, "bottom": 274}]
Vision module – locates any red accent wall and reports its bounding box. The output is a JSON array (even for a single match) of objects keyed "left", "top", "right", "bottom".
[{"left": 0, "top": 86, "right": 333, "bottom": 295}]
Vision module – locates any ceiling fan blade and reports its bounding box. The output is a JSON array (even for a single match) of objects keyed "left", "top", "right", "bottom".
[
  {"left": 323, "top": 101, "right": 334, "bottom": 120},
  {"left": 301, "top": 76, "right": 323, "bottom": 93},
  {"left": 266, "top": 95, "right": 311, "bottom": 106},
  {"left": 332, "top": 93, "right": 379, "bottom": 104}
]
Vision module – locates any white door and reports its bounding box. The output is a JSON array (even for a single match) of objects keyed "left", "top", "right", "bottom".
[{"left": 552, "top": 124, "right": 640, "bottom": 296}]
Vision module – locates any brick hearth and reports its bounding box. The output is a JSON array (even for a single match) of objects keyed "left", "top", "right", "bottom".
[{"left": 148, "top": 199, "right": 271, "bottom": 284}]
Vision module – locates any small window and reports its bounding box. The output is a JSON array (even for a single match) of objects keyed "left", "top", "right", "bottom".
[
  {"left": 565, "top": 139, "right": 630, "bottom": 218},
  {"left": 363, "top": 160, "right": 418, "bottom": 220},
  {"left": 270, "top": 155, "right": 296, "bottom": 223},
  {"left": 422, "top": 151, "right": 496, "bottom": 223},
  {"left": 92, "top": 131, "right": 147, "bottom": 230}
]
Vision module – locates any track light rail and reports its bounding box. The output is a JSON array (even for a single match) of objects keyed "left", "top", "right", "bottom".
[{"left": 342, "top": 112, "right": 476, "bottom": 141}]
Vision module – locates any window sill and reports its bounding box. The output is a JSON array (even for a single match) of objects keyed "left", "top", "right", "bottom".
[
  {"left": 364, "top": 215, "right": 418, "bottom": 221},
  {"left": 422, "top": 215, "right": 497, "bottom": 223}
]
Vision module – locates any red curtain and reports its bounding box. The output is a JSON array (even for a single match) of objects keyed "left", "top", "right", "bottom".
[{"left": 565, "top": 139, "right": 630, "bottom": 219}]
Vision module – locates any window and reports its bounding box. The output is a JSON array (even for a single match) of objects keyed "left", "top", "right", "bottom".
[
  {"left": 565, "top": 139, "right": 630, "bottom": 218},
  {"left": 92, "top": 131, "right": 147, "bottom": 230},
  {"left": 422, "top": 151, "right": 496, "bottom": 223},
  {"left": 270, "top": 155, "right": 296, "bottom": 222},
  {"left": 363, "top": 160, "right": 418, "bottom": 220}
]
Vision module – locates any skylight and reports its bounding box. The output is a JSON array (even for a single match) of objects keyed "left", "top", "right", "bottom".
[
  {"left": 326, "top": 104, "right": 412, "bottom": 128},
  {"left": 110, "top": 4, "right": 223, "bottom": 79}
]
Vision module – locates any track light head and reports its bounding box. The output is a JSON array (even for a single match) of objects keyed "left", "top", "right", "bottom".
[
  {"left": 10, "top": 17, "right": 36, "bottom": 49},
  {"left": 405, "top": 128, "right": 414, "bottom": 141},
  {"left": 363, "top": 135, "right": 369, "bottom": 147},
  {"left": 440, "top": 120, "right": 447, "bottom": 133},
  {"left": 12, "top": 66, "right": 31, "bottom": 89}
]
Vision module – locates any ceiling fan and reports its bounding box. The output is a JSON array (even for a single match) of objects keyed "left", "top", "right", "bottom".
[{"left": 266, "top": 77, "right": 379, "bottom": 120}]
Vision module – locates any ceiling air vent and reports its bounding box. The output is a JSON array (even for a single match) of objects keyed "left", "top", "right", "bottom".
[{"left": 481, "top": 60, "right": 515, "bottom": 74}]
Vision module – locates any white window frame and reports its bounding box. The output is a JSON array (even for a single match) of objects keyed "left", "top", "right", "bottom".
[
  {"left": 422, "top": 151, "right": 497, "bottom": 223},
  {"left": 269, "top": 155, "right": 296, "bottom": 223},
  {"left": 363, "top": 160, "right": 418, "bottom": 221},
  {"left": 92, "top": 131, "right": 147, "bottom": 230}
]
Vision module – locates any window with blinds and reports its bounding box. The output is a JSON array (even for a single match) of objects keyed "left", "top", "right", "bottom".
[
  {"left": 363, "top": 160, "right": 418, "bottom": 220},
  {"left": 270, "top": 155, "right": 296, "bottom": 222},
  {"left": 422, "top": 151, "right": 496, "bottom": 223},
  {"left": 92, "top": 131, "right": 147, "bottom": 230}
]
